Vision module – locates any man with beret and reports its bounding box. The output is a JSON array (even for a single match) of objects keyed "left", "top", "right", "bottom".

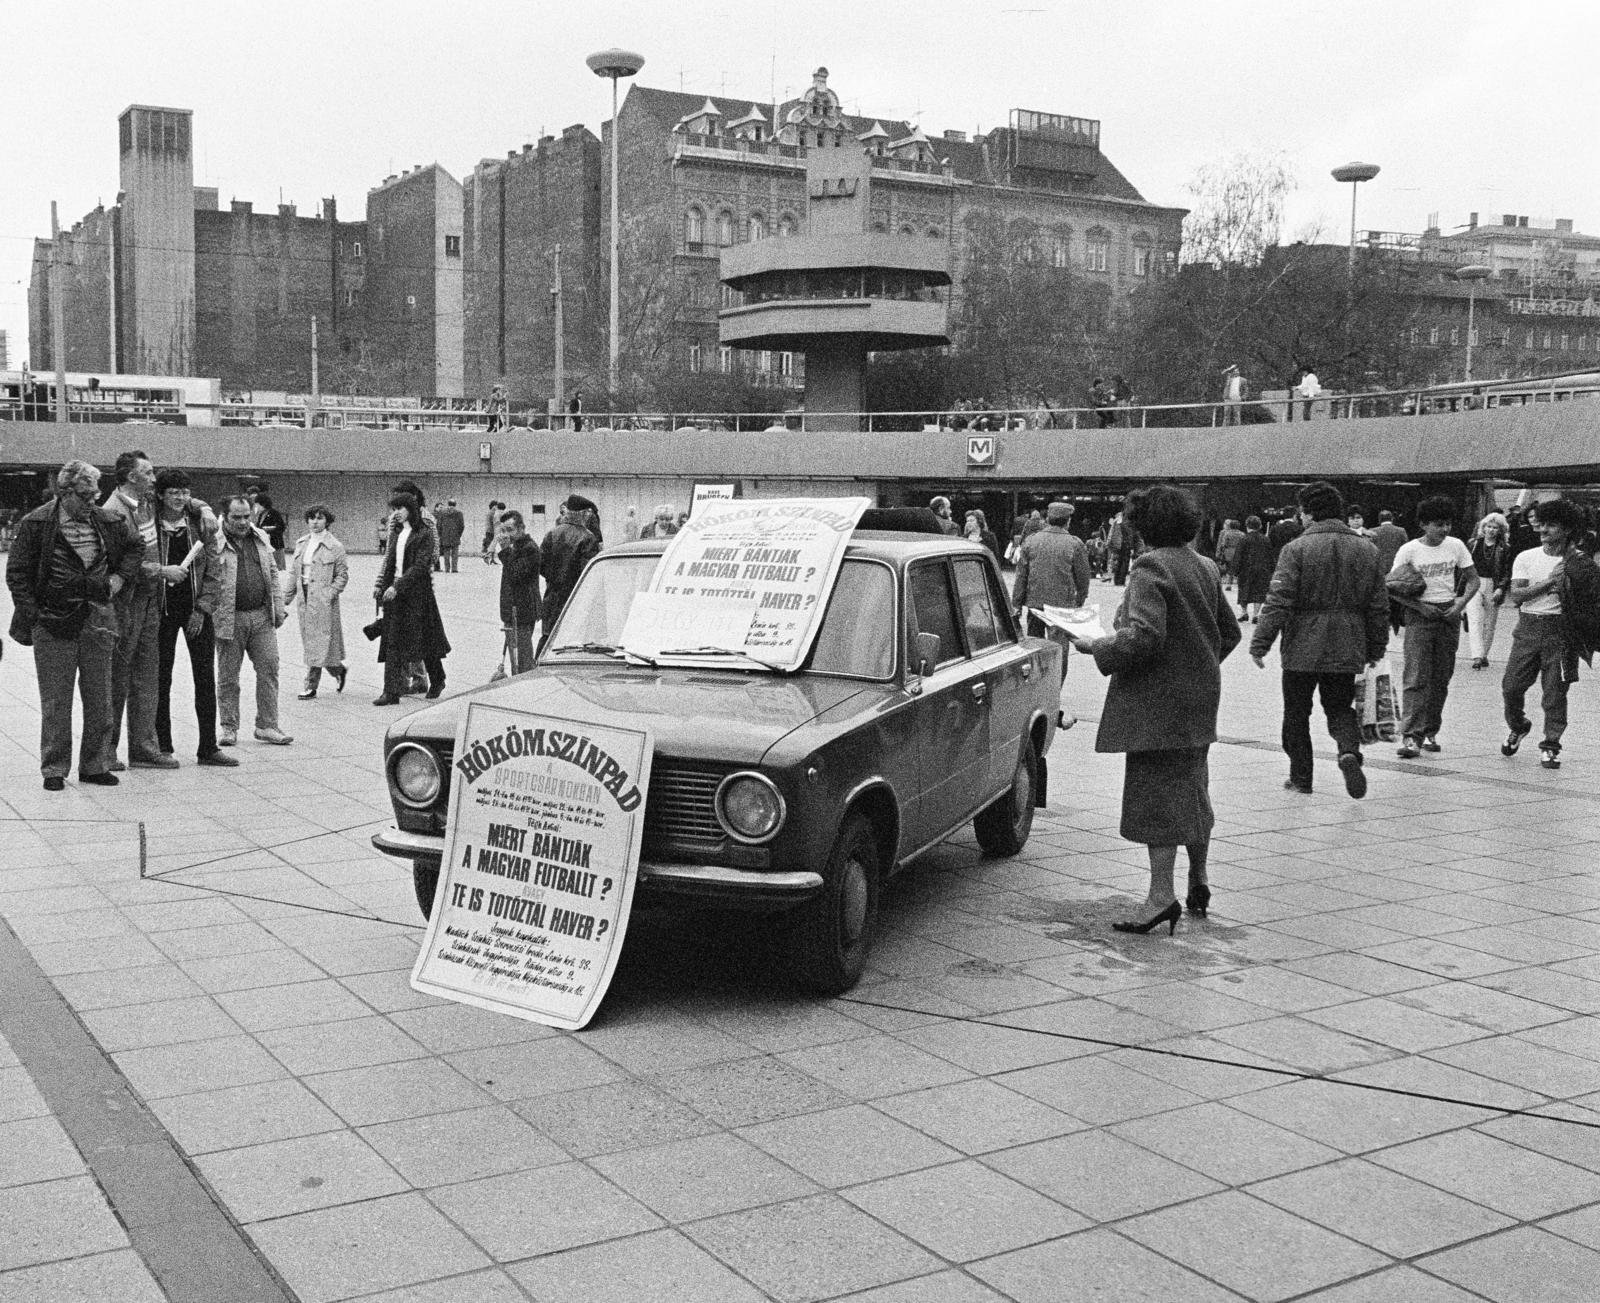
[{"left": 538, "top": 495, "right": 601, "bottom": 651}]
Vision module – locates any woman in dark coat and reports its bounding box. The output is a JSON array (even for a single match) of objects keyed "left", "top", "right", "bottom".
[
  {"left": 1067, "top": 485, "right": 1241, "bottom": 934},
  {"left": 1234, "top": 514, "right": 1274, "bottom": 621},
  {"left": 372, "top": 492, "right": 451, "bottom": 705},
  {"left": 964, "top": 509, "right": 1004, "bottom": 566}
]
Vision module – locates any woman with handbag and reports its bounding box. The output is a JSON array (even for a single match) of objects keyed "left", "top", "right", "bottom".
[
  {"left": 1066, "top": 485, "right": 1240, "bottom": 934},
  {"left": 1467, "top": 512, "right": 1512, "bottom": 669},
  {"left": 372, "top": 492, "right": 451, "bottom": 705},
  {"left": 285, "top": 505, "right": 349, "bottom": 699}
]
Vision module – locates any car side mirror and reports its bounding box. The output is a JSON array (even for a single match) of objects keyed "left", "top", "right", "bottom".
[{"left": 914, "top": 632, "right": 941, "bottom": 677}]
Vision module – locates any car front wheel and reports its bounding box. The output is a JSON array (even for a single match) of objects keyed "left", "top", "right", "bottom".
[
  {"left": 974, "top": 743, "right": 1037, "bottom": 857},
  {"left": 787, "top": 811, "right": 880, "bottom": 995},
  {"left": 413, "top": 861, "right": 440, "bottom": 918}
]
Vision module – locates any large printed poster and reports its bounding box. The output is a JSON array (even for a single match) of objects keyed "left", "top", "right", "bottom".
[
  {"left": 410, "top": 702, "right": 653, "bottom": 1030},
  {"left": 621, "top": 496, "right": 870, "bottom": 671}
]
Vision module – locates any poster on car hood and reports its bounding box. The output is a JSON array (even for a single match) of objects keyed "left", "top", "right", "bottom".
[
  {"left": 410, "top": 701, "right": 653, "bottom": 1030},
  {"left": 624, "top": 496, "right": 870, "bottom": 672}
]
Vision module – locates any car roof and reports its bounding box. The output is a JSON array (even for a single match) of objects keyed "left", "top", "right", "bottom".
[{"left": 597, "top": 532, "right": 990, "bottom": 563}]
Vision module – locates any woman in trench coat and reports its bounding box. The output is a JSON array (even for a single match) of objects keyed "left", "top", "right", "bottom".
[
  {"left": 372, "top": 492, "right": 452, "bottom": 705},
  {"left": 285, "top": 504, "right": 349, "bottom": 698}
]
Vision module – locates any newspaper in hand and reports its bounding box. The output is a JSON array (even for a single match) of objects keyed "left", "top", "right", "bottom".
[{"left": 1031, "top": 604, "right": 1105, "bottom": 640}]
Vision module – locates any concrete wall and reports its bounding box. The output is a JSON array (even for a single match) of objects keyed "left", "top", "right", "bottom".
[{"left": 118, "top": 107, "right": 195, "bottom": 376}]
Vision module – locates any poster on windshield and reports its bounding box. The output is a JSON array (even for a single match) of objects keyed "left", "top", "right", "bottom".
[
  {"left": 623, "top": 496, "right": 870, "bottom": 671},
  {"left": 410, "top": 701, "right": 653, "bottom": 1030}
]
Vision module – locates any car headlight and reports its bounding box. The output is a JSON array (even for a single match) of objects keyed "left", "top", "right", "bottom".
[
  {"left": 391, "top": 743, "right": 443, "bottom": 808},
  {"left": 715, "top": 772, "right": 786, "bottom": 843}
]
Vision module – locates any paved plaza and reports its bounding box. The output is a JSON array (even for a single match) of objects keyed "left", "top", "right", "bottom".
[{"left": 3, "top": 553, "right": 1600, "bottom": 1302}]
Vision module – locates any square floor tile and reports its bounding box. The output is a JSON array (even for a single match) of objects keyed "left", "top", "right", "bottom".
[
  {"left": 894, "top": 1016, "right": 1099, "bottom": 1075},
  {"left": 0, "top": 1249, "right": 167, "bottom": 1303},
  {"left": 147, "top": 1078, "right": 345, "bottom": 1155},
  {"left": 1370, "top": 1128, "right": 1600, "bottom": 1219},
  {"left": 1302, "top": 996, "right": 1483, "bottom": 1052},
  {"left": 1229, "top": 1079, "right": 1493, "bottom": 1154},
  {"left": 998, "top": 1053, "right": 1204, "bottom": 1126},
  {"left": 259, "top": 1015, "right": 430, "bottom": 1075},
  {"left": 343, "top": 1268, "right": 531, "bottom": 1302},
  {"left": 1290, "top": 1266, "right": 1485, "bottom": 1302},
  {"left": 1111, "top": 1100, "right": 1342, "bottom": 1186},
  {"left": 988, "top": 1127, "right": 1222, "bottom": 1221},
  {"left": 972, "top": 1227, "right": 1242, "bottom": 1303},
  {"left": 304, "top": 1058, "right": 492, "bottom": 1126},
  {"left": 427, "top": 1162, "right": 659, "bottom": 1259},
  {"left": 740, "top": 1103, "right": 962, "bottom": 1186},
  {"left": 1119, "top": 1189, "right": 1388, "bottom": 1302},
  {"left": 875, "top": 1078, "right": 1084, "bottom": 1155},
  {"left": 111, "top": 1035, "right": 285, "bottom": 1099},
  {"left": 508, "top": 1228, "right": 769, "bottom": 1303},
  {"left": 359, "top": 1104, "right": 568, "bottom": 1188},
  {"left": 591, "top": 1132, "right": 817, "bottom": 1220},
  {"left": 1420, "top": 1225, "right": 1600, "bottom": 1303},
  {"left": 0, "top": 1177, "right": 128, "bottom": 1271},
  {"left": 447, "top": 1036, "right": 625, "bottom": 1101},
  {"left": 780, "top": 1036, "right": 972, "bottom": 1100},
  {"left": 1248, "top": 1156, "right": 1512, "bottom": 1257},
  {"left": 514, "top": 1079, "right": 716, "bottom": 1158},
  {"left": 214, "top": 979, "right": 373, "bottom": 1032},
  {"left": 653, "top": 1054, "right": 850, "bottom": 1128},
  {"left": 0, "top": 1116, "right": 90, "bottom": 1186},
  {"left": 194, "top": 1130, "right": 406, "bottom": 1221},
  {"left": 685, "top": 1193, "right": 940, "bottom": 1302},
  {"left": 843, "top": 1159, "right": 1088, "bottom": 1261}
]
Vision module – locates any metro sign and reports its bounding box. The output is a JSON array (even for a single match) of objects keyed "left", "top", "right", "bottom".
[{"left": 966, "top": 435, "right": 996, "bottom": 467}]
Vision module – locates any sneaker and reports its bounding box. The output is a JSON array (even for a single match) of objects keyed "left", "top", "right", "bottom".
[
  {"left": 1338, "top": 752, "right": 1368, "bottom": 799},
  {"left": 1421, "top": 736, "right": 1441, "bottom": 753},
  {"left": 1540, "top": 746, "right": 1562, "bottom": 770},
  {"left": 218, "top": 728, "right": 237, "bottom": 747},
  {"left": 1397, "top": 737, "right": 1421, "bottom": 759},
  {"left": 79, "top": 771, "right": 119, "bottom": 786},
  {"left": 197, "top": 750, "right": 240, "bottom": 767},
  {"left": 43, "top": 776, "right": 65, "bottom": 792},
  {"left": 1502, "top": 722, "right": 1532, "bottom": 757},
  {"left": 1283, "top": 778, "right": 1313, "bottom": 794},
  {"left": 253, "top": 727, "right": 293, "bottom": 746},
  {"left": 130, "top": 752, "right": 180, "bottom": 770}
]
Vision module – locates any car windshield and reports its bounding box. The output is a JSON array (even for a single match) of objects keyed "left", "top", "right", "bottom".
[{"left": 545, "top": 554, "right": 896, "bottom": 679}]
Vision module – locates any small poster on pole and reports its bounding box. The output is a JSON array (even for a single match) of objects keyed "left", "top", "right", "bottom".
[
  {"left": 627, "top": 496, "right": 870, "bottom": 672},
  {"left": 410, "top": 701, "right": 653, "bottom": 1030}
]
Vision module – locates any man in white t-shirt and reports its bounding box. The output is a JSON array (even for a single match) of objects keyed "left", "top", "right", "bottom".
[
  {"left": 1501, "top": 498, "right": 1586, "bottom": 769},
  {"left": 1388, "top": 496, "right": 1479, "bottom": 758},
  {"left": 1294, "top": 368, "right": 1321, "bottom": 422},
  {"left": 1222, "top": 365, "right": 1245, "bottom": 425}
]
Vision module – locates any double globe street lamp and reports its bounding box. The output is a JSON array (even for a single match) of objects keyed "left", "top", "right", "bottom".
[{"left": 587, "top": 48, "right": 646, "bottom": 399}]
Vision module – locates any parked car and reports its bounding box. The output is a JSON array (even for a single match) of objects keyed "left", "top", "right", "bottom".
[{"left": 373, "top": 514, "right": 1063, "bottom": 993}]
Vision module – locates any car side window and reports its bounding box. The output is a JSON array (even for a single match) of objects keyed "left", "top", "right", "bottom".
[
  {"left": 984, "top": 561, "right": 1020, "bottom": 643},
  {"left": 954, "top": 558, "right": 1000, "bottom": 653},
  {"left": 908, "top": 561, "right": 966, "bottom": 668}
]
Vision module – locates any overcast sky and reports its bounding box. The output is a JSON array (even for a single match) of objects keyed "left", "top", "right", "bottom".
[{"left": 4, "top": 0, "right": 1596, "bottom": 368}]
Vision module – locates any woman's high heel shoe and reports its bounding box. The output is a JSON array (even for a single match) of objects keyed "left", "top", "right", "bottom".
[
  {"left": 1113, "top": 900, "right": 1181, "bottom": 936},
  {"left": 1185, "top": 883, "right": 1211, "bottom": 918}
]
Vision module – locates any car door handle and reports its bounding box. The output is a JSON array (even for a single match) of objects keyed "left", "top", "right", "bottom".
[{"left": 970, "top": 682, "right": 988, "bottom": 703}]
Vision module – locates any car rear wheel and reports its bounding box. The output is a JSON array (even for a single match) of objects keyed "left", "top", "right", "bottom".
[
  {"left": 787, "top": 811, "right": 879, "bottom": 995},
  {"left": 413, "top": 861, "right": 440, "bottom": 918},
  {"left": 974, "top": 743, "right": 1037, "bottom": 857}
]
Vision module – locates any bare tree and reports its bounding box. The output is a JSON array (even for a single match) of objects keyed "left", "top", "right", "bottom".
[{"left": 1181, "top": 152, "right": 1296, "bottom": 268}]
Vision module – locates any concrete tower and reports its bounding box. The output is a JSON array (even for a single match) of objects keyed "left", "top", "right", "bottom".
[{"left": 117, "top": 106, "right": 196, "bottom": 375}]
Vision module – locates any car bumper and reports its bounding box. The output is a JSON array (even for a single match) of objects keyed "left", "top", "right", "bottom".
[{"left": 371, "top": 828, "right": 823, "bottom": 904}]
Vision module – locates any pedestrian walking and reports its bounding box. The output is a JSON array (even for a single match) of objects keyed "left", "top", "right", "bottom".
[
  {"left": 1215, "top": 518, "right": 1244, "bottom": 588},
  {"left": 285, "top": 505, "right": 349, "bottom": 699},
  {"left": 1370, "top": 510, "right": 1408, "bottom": 574},
  {"left": 1467, "top": 512, "right": 1512, "bottom": 669},
  {"left": 1249, "top": 481, "right": 1389, "bottom": 798},
  {"left": 1388, "top": 496, "right": 1479, "bottom": 759},
  {"left": 539, "top": 495, "right": 601, "bottom": 652},
  {"left": 496, "top": 510, "right": 541, "bottom": 674},
  {"left": 1502, "top": 497, "right": 1593, "bottom": 770},
  {"left": 100, "top": 449, "right": 175, "bottom": 770},
  {"left": 372, "top": 492, "right": 451, "bottom": 705},
  {"left": 481, "top": 500, "right": 502, "bottom": 563},
  {"left": 1234, "top": 516, "right": 1273, "bottom": 621},
  {"left": 214, "top": 495, "right": 292, "bottom": 747},
  {"left": 5, "top": 460, "right": 141, "bottom": 790},
  {"left": 1013, "top": 501, "right": 1092, "bottom": 730},
  {"left": 254, "top": 491, "right": 289, "bottom": 571},
  {"left": 1067, "top": 485, "right": 1240, "bottom": 934},
  {"left": 434, "top": 498, "right": 466, "bottom": 573},
  {"left": 151, "top": 469, "right": 235, "bottom": 767}
]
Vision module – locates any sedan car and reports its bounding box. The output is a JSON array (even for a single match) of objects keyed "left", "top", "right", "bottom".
[{"left": 374, "top": 514, "right": 1063, "bottom": 993}]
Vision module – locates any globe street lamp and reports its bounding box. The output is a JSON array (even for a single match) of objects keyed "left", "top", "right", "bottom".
[
  {"left": 1331, "top": 162, "right": 1381, "bottom": 275},
  {"left": 587, "top": 48, "right": 646, "bottom": 400},
  {"left": 1455, "top": 263, "right": 1492, "bottom": 382}
]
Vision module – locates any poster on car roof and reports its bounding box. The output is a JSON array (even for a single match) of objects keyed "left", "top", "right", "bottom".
[
  {"left": 410, "top": 701, "right": 653, "bottom": 1030},
  {"left": 622, "top": 495, "right": 871, "bottom": 672}
]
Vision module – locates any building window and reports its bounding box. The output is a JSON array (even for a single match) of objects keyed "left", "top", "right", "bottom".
[
  {"left": 1408, "top": 326, "right": 1419, "bottom": 345},
  {"left": 1428, "top": 326, "right": 1439, "bottom": 345},
  {"left": 345, "top": 289, "right": 356, "bottom": 308},
  {"left": 779, "top": 351, "right": 793, "bottom": 377},
  {"left": 758, "top": 350, "right": 772, "bottom": 372},
  {"left": 688, "top": 342, "right": 702, "bottom": 372},
  {"left": 1543, "top": 331, "right": 1553, "bottom": 348},
  {"left": 927, "top": 227, "right": 941, "bottom": 239},
  {"left": 1561, "top": 333, "right": 1570, "bottom": 351},
  {"left": 748, "top": 212, "right": 766, "bottom": 241},
  {"left": 1085, "top": 230, "right": 1110, "bottom": 272},
  {"left": 1449, "top": 327, "right": 1459, "bottom": 346},
  {"left": 1526, "top": 330, "right": 1535, "bottom": 348},
  {"left": 1501, "top": 328, "right": 1512, "bottom": 346},
  {"left": 444, "top": 234, "right": 461, "bottom": 257},
  {"left": 1580, "top": 334, "right": 1589, "bottom": 351},
  {"left": 352, "top": 241, "right": 363, "bottom": 258},
  {"left": 685, "top": 206, "right": 705, "bottom": 248},
  {"left": 1050, "top": 233, "right": 1071, "bottom": 268},
  {"left": 778, "top": 213, "right": 797, "bottom": 237},
  {"left": 719, "top": 345, "right": 733, "bottom": 373},
  {"left": 1133, "top": 246, "right": 1150, "bottom": 276},
  {"left": 336, "top": 239, "right": 344, "bottom": 256},
  {"left": 1469, "top": 328, "right": 1478, "bottom": 346},
  {"left": 717, "top": 210, "right": 734, "bottom": 247}
]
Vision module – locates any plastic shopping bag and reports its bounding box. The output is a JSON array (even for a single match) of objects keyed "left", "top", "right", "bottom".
[{"left": 1359, "top": 657, "right": 1399, "bottom": 743}]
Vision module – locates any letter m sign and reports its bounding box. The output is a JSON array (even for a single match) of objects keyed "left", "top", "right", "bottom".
[{"left": 966, "top": 435, "right": 996, "bottom": 467}]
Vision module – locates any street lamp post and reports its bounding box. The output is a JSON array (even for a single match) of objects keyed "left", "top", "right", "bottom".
[
  {"left": 1331, "top": 162, "right": 1381, "bottom": 275},
  {"left": 587, "top": 48, "right": 645, "bottom": 400},
  {"left": 1455, "top": 263, "right": 1491, "bottom": 382}
]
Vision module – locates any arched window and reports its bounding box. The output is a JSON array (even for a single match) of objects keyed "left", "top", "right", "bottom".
[
  {"left": 1085, "top": 226, "right": 1111, "bottom": 273},
  {"left": 685, "top": 206, "right": 705, "bottom": 248},
  {"left": 871, "top": 220, "right": 888, "bottom": 234},
  {"left": 717, "top": 210, "right": 734, "bottom": 247},
  {"left": 927, "top": 227, "right": 942, "bottom": 239},
  {"left": 900, "top": 224, "right": 916, "bottom": 236},
  {"left": 748, "top": 212, "right": 766, "bottom": 241},
  {"left": 777, "top": 213, "right": 797, "bottom": 237},
  {"left": 1131, "top": 230, "right": 1153, "bottom": 277}
]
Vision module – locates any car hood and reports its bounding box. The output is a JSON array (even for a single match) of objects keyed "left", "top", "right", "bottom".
[{"left": 391, "top": 665, "right": 873, "bottom": 763}]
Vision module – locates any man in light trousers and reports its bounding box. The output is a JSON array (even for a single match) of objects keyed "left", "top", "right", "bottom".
[{"left": 214, "top": 496, "right": 292, "bottom": 747}]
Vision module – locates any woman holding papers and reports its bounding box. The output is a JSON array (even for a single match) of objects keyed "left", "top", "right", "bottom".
[
  {"left": 1065, "top": 485, "right": 1240, "bottom": 935},
  {"left": 285, "top": 505, "right": 349, "bottom": 699}
]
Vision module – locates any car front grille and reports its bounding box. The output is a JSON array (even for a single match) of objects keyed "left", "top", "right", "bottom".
[{"left": 644, "top": 763, "right": 730, "bottom": 846}]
